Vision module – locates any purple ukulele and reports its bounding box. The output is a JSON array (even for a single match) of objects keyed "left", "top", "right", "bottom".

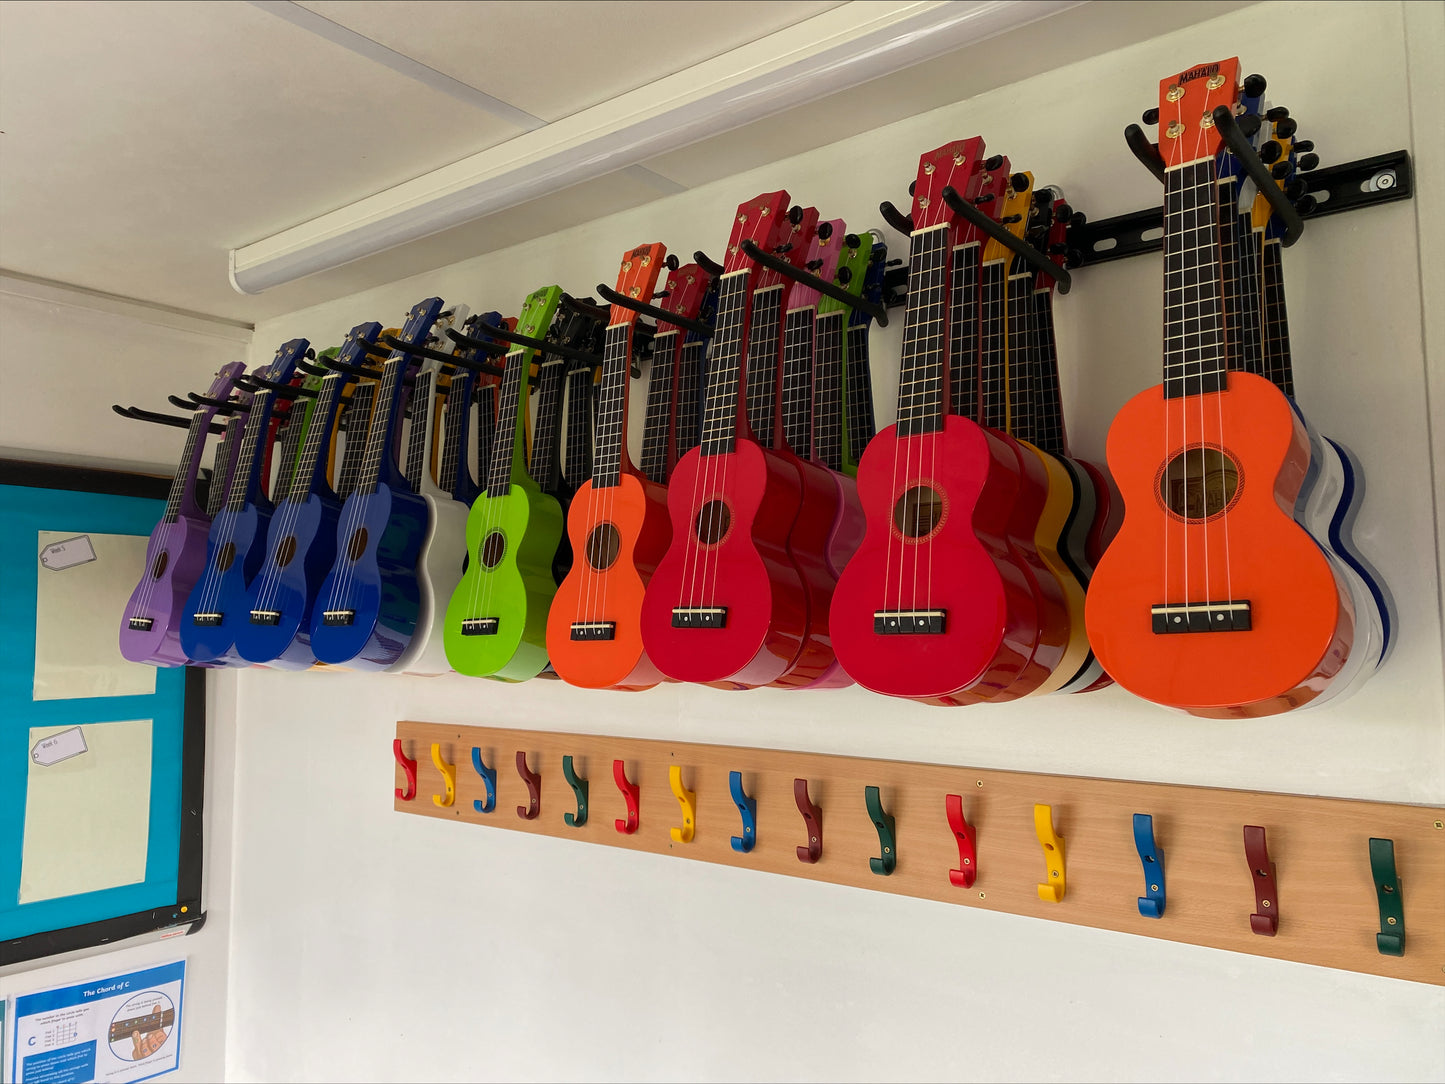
[{"left": 120, "top": 362, "right": 246, "bottom": 666}]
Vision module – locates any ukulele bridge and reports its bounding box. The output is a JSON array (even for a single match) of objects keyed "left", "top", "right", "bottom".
[
  {"left": 248, "top": 610, "right": 281, "bottom": 625},
  {"left": 874, "top": 609, "right": 947, "bottom": 635},
  {"left": 461, "top": 618, "right": 499, "bottom": 636},
  {"left": 191, "top": 612, "right": 223, "bottom": 626},
  {"left": 1151, "top": 600, "right": 1252, "bottom": 633},
  {"left": 672, "top": 607, "right": 727, "bottom": 629},
  {"left": 127, "top": 617, "right": 154, "bottom": 632},
  {"left": 570, "top": 621, "right": 616, "bottom": 641},
  {"left": 321, "top": 609, "right": 356, "bottom": 627}
]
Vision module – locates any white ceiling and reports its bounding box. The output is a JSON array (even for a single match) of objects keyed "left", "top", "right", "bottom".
[{"left": 0, "top": 0, "right": 1255, "bottom": 325}]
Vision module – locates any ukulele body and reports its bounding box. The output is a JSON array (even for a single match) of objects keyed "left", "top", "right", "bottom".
[
  {"left": 390, "top": 492, "right": 468, "bottom": 675},
  {"left": 443, "top": 485, "right": 562, "bottom": 681},
  {"left": 234, "top": 494, "right": 339, "bottom": 670},
  {"left": 1016, "top": 441, "right": 1091, "bottom": 696},
  {"left": 547, "top": 474, "right": 671, "bottom": 689},
  {"left": 786, "top": 464, "right": 864, "bottom": 690},
  {"left": 179, "top": 504, "right": 270, "bottom": 667},
  {"left": 640, "top": 438, "right": 807, "bottom": 687},
  {"left": 830, "top": 415, "right": 1037, "bottom": 701},
  {"left": 1086, "top": 371, "right": 1354, "bottom": 715},
  {"left": 1049, "top": 455, "right": 1112, "bottom": 693},
  {"left": 119, "top": 514, "right": 213, "bottom": 666},
  {"left": 309, "top": 482, "right": 428, "bottom": 669},
  {"left": 770, "top": 451, "right": 846, "bottom": 687}
]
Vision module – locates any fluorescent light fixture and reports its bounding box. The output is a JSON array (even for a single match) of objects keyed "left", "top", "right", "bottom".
[{"left": 229, "top": 0, "right": 1080, "bottom": 294}]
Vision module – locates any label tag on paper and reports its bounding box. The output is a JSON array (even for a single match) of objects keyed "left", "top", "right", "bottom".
[
  {"left": 32, "top": 727, "right": 89, "bottom": 766},
  {"left": 39, "top": 534, "right": 97, "bottom": 571}
]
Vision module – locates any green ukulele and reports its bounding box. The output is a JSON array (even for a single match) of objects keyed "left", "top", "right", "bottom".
[{"left": 444, "top": 285, "right": 565, "bottom": 680}]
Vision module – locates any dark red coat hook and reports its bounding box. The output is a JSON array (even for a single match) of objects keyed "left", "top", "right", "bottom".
[
  {"left": 1243, "top": 825, "right": 1279, "bottom": 936},
  {"left": 945, "top": 794, "right": 978, "bottom": 888},
  {"left": 613, "top": 759, "right": 640, "bottom": 835},
  {"left": 393, "top": 739, "right": 417, "bottom": 802},
  {"left": 516, "top": 751, "right": 541, "bottom": 820},
  {"left": 795, "top": 778, "right": 822, "bottom": 863}
]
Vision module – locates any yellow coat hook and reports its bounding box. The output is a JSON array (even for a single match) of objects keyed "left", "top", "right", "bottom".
[
  {"left": 1034, "top": 803, "right": 1065, "bottom": 903},
  {"left": 669, "top": 765, "right": 695, "bottom": 844},
  {"left": 431, "top": 743, "right": 456, "bottom": 808}
]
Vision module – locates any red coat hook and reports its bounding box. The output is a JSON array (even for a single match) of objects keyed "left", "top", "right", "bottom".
[
  {"left": 613, "top": 759, "right": 640, "bottom": 835},
  {"left": 516, "top": 751, "right": 541, "bottom": 820},
  {"left": 794, "top": 778, "right": 822, "bottom": 863},
  {"left": 1243, "top": 825, "right": 1279, "bottom": 936},
  {"left": 945, "top": 794, "right": 978, "bottom": 888},
  {"left": 393, "top": 739, "right": 417, "bottom": 802}
]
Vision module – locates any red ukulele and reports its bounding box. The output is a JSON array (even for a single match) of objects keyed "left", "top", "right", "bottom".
[
  {"left": 1084, "top": 57, "right": 1353, "bottom": 717},
  {"left": 830, "top": 140, "right": 1040, "bottom": 701},
  {"left": 640, "top": 192, "right": 809, "bottom": 686}
]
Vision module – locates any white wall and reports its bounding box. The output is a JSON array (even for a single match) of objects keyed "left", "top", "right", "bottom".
[
  {"left": 224, "top": 1, "right": 1442, "bottom": 1080},
  {"left": 0, "top": 279, "right": 248, "bottom": 1083}
]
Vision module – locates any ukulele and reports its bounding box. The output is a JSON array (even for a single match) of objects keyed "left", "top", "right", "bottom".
[
  {"left": 1084, "top": 58, "right": 1354, "bottom": 716},
  {"left": 547, "top": 243, "right": 672, "bottom": 689},
  {"left": 667, "top": 269, "right": 719, "bottom": 463},
  {"left": 119, "top": 362, "right": 246, "bottom": 665},
  {"left": 440, "top": 311, "right": 507, "bottom": 509},
  {"left": 443, "top": 286, "right": 565, "bottom": 680},
  {"left": 179, "top": 339, "right": 309, "bottom": 666},
  {"left": 831, "top": 140, "right": 1041, "bottom": 701},
  {"left": 640, "top": 192, "right": 809, "bottom": 686},
  {"left": 310, "top": 297, "right": 446, "bottom": 668},
  {"left": 234, "top": 324, "right": 383, "bottom": 668},
  {"left": 638, "top": 262, "right": 716, "bottom": 485},
  {"left": 843, "top": 238, "right": 888, "bottom": 474},
  {"left": 815, "top": 233, "right": 873, "bottom": 478}
]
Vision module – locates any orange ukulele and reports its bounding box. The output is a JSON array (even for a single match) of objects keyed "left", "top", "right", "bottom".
[
  {"left": 1084, "top": 57, "right": 1353, "bottom": 717},
  {"left": 547, "top": 244, "right": 670, "bottom": 689}
]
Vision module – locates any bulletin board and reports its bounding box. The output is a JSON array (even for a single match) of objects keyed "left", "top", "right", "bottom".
[{"left": 0, "top": 460, "right": 204, "bottom": 967}]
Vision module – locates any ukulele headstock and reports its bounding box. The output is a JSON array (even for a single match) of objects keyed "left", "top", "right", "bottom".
[
  {"left": 755, "top": 205, "right": 818, "bottom": 291},
  {"left": 336, "top": 322, "right": 384, "bottom": 371},
  {"left": 982, "top": 171, "right": 1035, "bottom": 264},
  {"left": 1157, "top": 57, "right": 1242, "bottom": 168},
  {"left": 514, "top": 286, "right": 564, "bottom": 344},
  {"left": 418, "top": 304, "right": 469, "bottom": 379},
  {"left": 655, "top": 262, "right": 714, "bottom": 336},
  {"left": 263, "top": 338, "right": 310, "bottom": 385},
  {"left": 722, "top": 191, "right": 792, "bottom": 275},
  {"left": 911, "top": 138, "right": 986, "bottom": 232},
  {"left": 817, "top": 231, "right": 872, "bottom": 318},
  {"left": 787, "top": 217, "right": 847, "bottom": 310},
  {"left": 606, "top": 243, "right": 667, "bottom": 327},
  {"left": 200, "top": 361, "right": 246, "bottom": 403},
  {"left": 1252, "top": 113, "right": 1298, "bottom": 233},
  {"left": 386, "top": 298, "right": 446, "bottom": 361}
]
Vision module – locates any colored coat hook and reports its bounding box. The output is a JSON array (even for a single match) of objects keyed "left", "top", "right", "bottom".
[
  {"left": 668, "top": 765, "right": 695, "bottom": 844},
  {"left": 1133, "top": 813, "right": 1166, "bottom": 918},
  {"left": 562, "top": 755, "right": 589, "bottom": 828},
  {"left": 865, "top": 786, "right": 896, "bottom": 876},
  {"left": 1368, "top": 838, "right": 1405, "bottom": 956},
  {"left": 945, "top": 794, "right": 977, "bottom": 888},
  {"left": 1243, "top": 825, "right": 1279, "bottom": 936},
  {"left": 794, "top": 778, "right": 822, "bottom": 864},
  {"left": 516, "top": 751, "right": 541, "bottom": 820},
  {"left": 430, "top": 743, "right": 456, "bottom": 808},
  {"left": 1034, "top": 804, "right": 1066, "bottom": 903},
  {"left": 729, "top": 771, "right": 757, "bottom": 853},
  {"left": 613, "top": 759, "right": 639, "bottom": 835},
  {"left": 471, "top": 748, "right": 497, "bottom": 814},
  {"left": 393, "top": 738, "right": 417, "bottom": 802}
]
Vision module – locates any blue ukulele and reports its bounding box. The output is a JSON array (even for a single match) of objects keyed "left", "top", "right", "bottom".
[
  {"left": 179, "top": 338, "right": 309, "bottom": 665},
  {"left": 309, "top": 297, "right": 446, "bottom": 668},
  {"left": 234, "top": 323, "right": 383, "bottom": 668}
]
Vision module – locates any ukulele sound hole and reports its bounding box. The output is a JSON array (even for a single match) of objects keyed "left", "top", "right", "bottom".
[
  {"left": 585, "top": 523, "right": 621, "bottom": 571},
  {"left": 694, "top": 500, "right": 731, "bottom": 546},
  {"left": 216, "top": 541, "right": 237, "bottom": 572},
  {"left": 151, "top": 551, "right": 169, "bottom": 579},
  {"left": 1160, "top": 448, "right": 1241, "bottom": 522},
  {"left": 346, "top": 527, "right": 369, "bottom": 562},
  {"left": 276, "top": 536, "right": 298, "bottom": 568},
  {"left": 480, "top": 530, "right": 507, "bottom": 569},
  {"left": 893, "top": 486, "right": 944, "bottom": 539}
]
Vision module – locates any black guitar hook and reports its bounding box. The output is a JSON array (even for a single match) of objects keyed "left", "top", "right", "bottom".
[
  {"left": 939, "top": 186, "right": 1071, "bottom": 294},
  {"left": 595, "top": 283, "right": 714, "bottom": 338},
  {"left": 737, "top": 240, "right": 890, "bottom": 326}
]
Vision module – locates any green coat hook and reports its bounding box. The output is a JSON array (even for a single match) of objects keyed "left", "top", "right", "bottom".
[
  {"left": 562, "top": 755, "right": 588, "bottom": 828},
  {"left": 1369, "top": 838, "right": 1404, "bottom": 956},
  {"left": 865, "top": 786, "right": 896, "bottom": 876}
]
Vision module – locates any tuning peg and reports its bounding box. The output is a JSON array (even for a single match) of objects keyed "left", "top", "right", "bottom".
[
  {"left": 787, "top": 205, "right": 804, "bottom": 225},
  {"left": 1295, "top": 194, "right": 1318, "bottom": 215},
  {"left": 1298, "top": 152, "right": 1319, "bottom": 171},
  {"left": 972, "top": 193, "right": 996, "bottom": 205},
  {"left": 1065, "top": 248, "right": 1084, "bottom": 268},
  {"left": 817, "top": 221, "right": 833, "bottom": 240},
  {"left": 1260, "top": 141, "right": 1283, "bottom": 165},
  {"left": 1048, "top": 242, "right": 1068, "bottom": 255},
  {"left": 908, "top": 180, "right": 916, "bottom": 197},
  {"left": 1266, "top": 106, "right": 1290, "bottom": 122},
  {"left": 984, "top": 154, "right": 1004, "bottom": 171},
  {"left": 1275, "top": 117, "right": 1298, "bottom": 138},
  {"left": 1009, "top": 172, "right": 1029, "bottom": 192},
  {"left": 805, "top": 258, "right": 824, "bottom": 271},
  {"left": 1000, "top": 213, "right": 1023, "bottom": 224},
  {"left": 1054, "top": 202, "right": 1073, "bottom": 223},
  {"left": 836, "top": 266, "right": 853, "bottom": 285},
  {"left": 1142, "top": 107, "right": 1160, "bottom": 125},
  {"left": 1032, "top": 189, "right": 1052, "bottom": 208},
  {"left": 886, "top": 258, "right": 904, "bottom": 267},
  {"left": 1293, "top": 139, "right": 1315, "bottom": 153},
  {"left": 1238, "top": 114, "right": 1262, "bottom": 138},
  {"left": 1271, "top": 161, "right": 1291, "bottom": 180},
  {"left": 844, "top": 232, "right": 861, "bottom": 248},
  {"left": 1284, "top": 178, "right": 1306, "bottom": 201},
  {"left": 775, "top": 242, "right": 794, "bottom": 254},
  {"left": 1243, "top": 73, "right": 1267, "bottom": 97},
  {"left": 664, "top": 254, "right": 679, "bottom": 271},
  {"left": 1069, "top": 211, "right": 1087, "bottom": 229}
]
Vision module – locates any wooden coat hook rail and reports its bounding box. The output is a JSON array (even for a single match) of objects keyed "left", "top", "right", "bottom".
[{"left": 395, "top": 722, "right": 1445, "bottom": 986}]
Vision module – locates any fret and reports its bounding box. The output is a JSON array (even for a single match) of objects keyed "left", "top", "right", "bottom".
[
  {"left": 1004, "top": 263, "right": 1035, "bottom": 444},
  {"left": 699, "top": 272, "right": 752, "bottom": 457},
  {"left": 744, "top": 284, "right": 784, "bottom": 446},
  {"left": 949, "top": 242, "right": 982, "bottom": 421},
  {"left": 473, "top": 383, "right": 497, "bottom": 492},
  {"left": 403, "top": 370, "right": 437, "bottom": 493},
  {"left": 1162, "top": 158, "right": 1229, "bottom": 399},
  {"left": 335, "top": 382, "right": 376, "bottom": 500},
  {"left": 484, "top": 347, "right": 531, "bottom": 497},
  {"left": 356, "top": 357, "right": 407, "bottom": 495},
  {"left": 895, "top": 225, "right": 950, "bottom": 437},
  {"left": 438, "top": 369, "right": 474, "bottom": 498},
  {"left": 1235, "top": 217, "right": 1266, "bottom": 376},
  {"left": 1216, "top": 179, "right": 1244, "bottom": 374},
  {"left": 812, "top": 310, "right": 846, "bottom": 471},
  {"left": 203, "top": 416, "right": 241, "bottom": 518},
  {"left": 640, "top": 329, "right": 679, "bottom": 484},
  {"left": 675, "top": 339, "right": 707, "bottom": 456},
  {"left": 1260, "top": 239, "right": 1295, "bottom": 398},
  {"left": 844, "top": 322, "right": 876, "bottom": 462},
  {"left": 163, "top": 407, "right": 214, "bottom": 522},
  {"left": 591, "top": 323, "right": 635, "bottom": 489},
  {"left": 272, "top": 401, "right": 309, "bottom": 502},
  {"left": 288, "top": 374, "right": 347, "bottom": 502},
  {"left": 978, "top": 259, "right": 1009, "bottom": 431},
  {"left": 528, "top": 352, "right": 568, "bottom": 495},
  {"left": 225, "top": 389, "right": 277, "bottom": 511},
  {"left": 564, "top": 365, "right": 594, "bottom": 488},
  {"left": 779, "top": 307, "right": 815, "bottom": 457},
  {"left": 1030, "top": 287, "right": 1068, "bottom": 457}
]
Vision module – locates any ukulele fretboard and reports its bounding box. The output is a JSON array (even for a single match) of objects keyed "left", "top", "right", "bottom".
[
  {"left": 592, "top": 322, "right": 635, "bottom": 489},
  {"left": 743, "top": 284, "right": 784, "bottom": 447},
  {"left": 949, "top": 242, "right": 982, "bottom": 422},
  {"left": 639, "top": 329, "right": 679, "bottom": 484},
  {"left": 779, "top": 306, "right": 815, "bottom": 457},
  {"left": 700, "top": 271, "right": 752, "bottom": 457},
  {"left": 1162, "top": 157, "right": 1228, "bottom": 399},
  {"left": 895, "top": 224, "right": 950, "bottom": 437},
  {"left": 812, "top": 310, "right": 846, "bottom": 472}
]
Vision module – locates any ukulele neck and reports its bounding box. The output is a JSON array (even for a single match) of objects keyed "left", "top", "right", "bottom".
[
  {"left": 564, "top": 365, "right": 594, "bottom": 489},
  {"left": 895, "top": 224, "right": 951, "bottom": 436},
  {"left": 978, "top": 258, "right": 1010, "bottom": 431},
  {"left": 290, "top": 374, "right": 347, "bottom": 502},
  {"left": 779, "top": 305, "right": 816, "bottom": 457},
  {"left": 743, "top": 284, "right": 785, "bottom": 447},
  {"left": 1163, "top": 158, "right": 1229, "bottom": 399},
  {"left": 949, "top": 240, "right": 983, "bottom": 422},
  {"left": 639, "top": 328, "right": 679, "bottom": 484},
  {"left": 812, "top": 309, "right": 846, "bottom": 472},
  {"left": 1260, "top": 236, "right": 1295, "bottom": 398},
  {"left": 334, "top": 382, "right": 376, "bottom": 500},
  {"left": 699, "top": 270, "right": 755, "bottom": 456},
  {"left": 1004, "top": 260, "right": 1036, "bottom": 445},
  {"left": 592, "top": 322, "right": 638, "bottom": 489},
  {"left": 527, "top": 352, "right": 568, "bottom": 495}
]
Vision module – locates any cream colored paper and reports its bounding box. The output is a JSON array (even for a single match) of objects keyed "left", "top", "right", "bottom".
[
  {"left": 34, "top": 530, "right": 156, "bottom": 700},
  {"left": 19, "top": 721, "right": 153, "bottom": 904}
]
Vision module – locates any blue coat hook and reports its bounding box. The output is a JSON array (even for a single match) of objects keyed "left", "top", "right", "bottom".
[
  {"left": 1133, "top": 813, "right": 1166, "bottom": 918},
  {"left": 471, "top": 748, "right": 497, "bottom": 814},
  {"left": 729, "top": 771, "right": 757, "bottom": 853},
  {"left": 562, "top": 755, "right": 589, "bottom": 828}
]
